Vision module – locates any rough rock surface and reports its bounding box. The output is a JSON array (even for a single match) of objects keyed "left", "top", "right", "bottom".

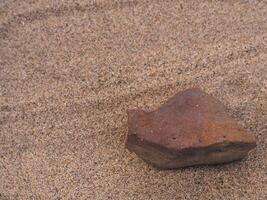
[{"left": 126, "top": 88, "right": 256, "bottom": 169}]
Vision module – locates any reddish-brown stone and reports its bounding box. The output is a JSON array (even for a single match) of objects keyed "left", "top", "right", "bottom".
[{"left": 126, "top": 88, "right": 256, "bottom": 169}]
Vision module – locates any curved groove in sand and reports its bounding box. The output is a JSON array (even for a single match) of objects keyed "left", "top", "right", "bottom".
[
  {"left": 5, "top": 59, "right": 263, "bottom": 128},
  {"left": 81, "top": 43, "right": 265, "bottom": 96},
  {"left": 3, "top": 43, "right": 264, "bottom": 125},
  {"left": 0, "top": 0, "right": 139, "bottom": 39}
]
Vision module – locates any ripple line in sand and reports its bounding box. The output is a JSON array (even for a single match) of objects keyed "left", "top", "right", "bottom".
[
  {"left": 0, "top": 0, "right": 139, "bottom": 39},
  {"left": 87, "top": 42, "right": 265, "bottom": 96},
  {"left": 3, "top": 44, "right": 264, "bottom": 123}
]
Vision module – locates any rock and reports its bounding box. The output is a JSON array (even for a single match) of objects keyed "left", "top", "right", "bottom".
[{"left": 126, "top": 88, "right": 256, "bottom": 169}]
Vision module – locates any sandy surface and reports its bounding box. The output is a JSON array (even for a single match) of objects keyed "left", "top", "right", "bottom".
[{"left": 0, "top": 0, "right": 267, "bottom": 199}]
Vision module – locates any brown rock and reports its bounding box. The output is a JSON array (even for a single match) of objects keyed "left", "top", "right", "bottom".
[{"left": 126, "top": 88, "right": 256, "bottom": 169}]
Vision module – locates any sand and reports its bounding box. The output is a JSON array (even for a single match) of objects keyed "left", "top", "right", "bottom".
[{"left": 0, "top": 0, "right": 266, "bottom": 199}]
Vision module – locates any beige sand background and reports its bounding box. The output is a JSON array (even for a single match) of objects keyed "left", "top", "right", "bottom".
[{"left": 0, "top": 0, "right": 267, "bottom": 199}]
